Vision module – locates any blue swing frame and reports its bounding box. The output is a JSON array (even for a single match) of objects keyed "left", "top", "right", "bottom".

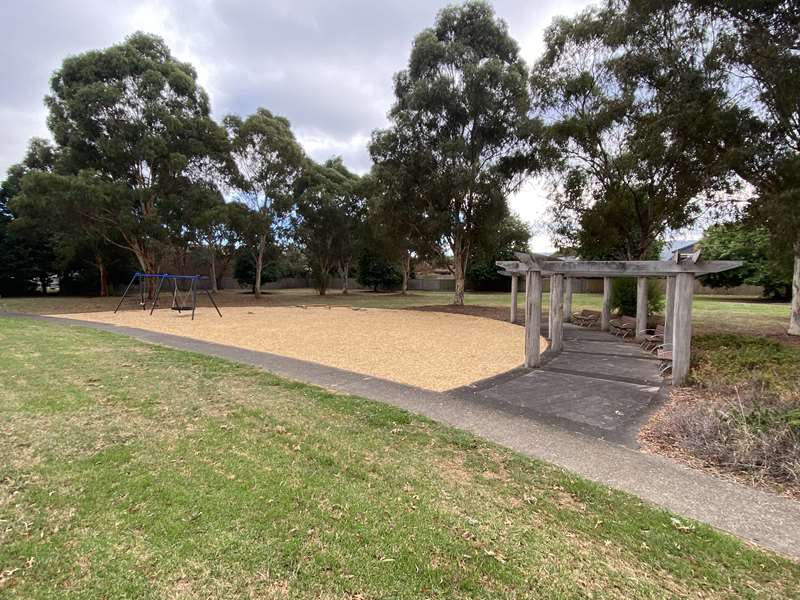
[{"left": 113, "top": 272, "right": 222, "bottom": 320}]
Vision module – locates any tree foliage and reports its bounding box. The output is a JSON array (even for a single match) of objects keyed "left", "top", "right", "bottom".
[
  {"left": 536, "top": 1, "right": 748, "bottom": 260},
  {"left": 467, "top": 214, "right": 531, "bottom": 290},
  {"left": 699, "top": 223, "right": 792, "bottom": 300},
  {"left": 611, "top": 278, "right": 664, "bottom": 318},
  {"left": 294, "top": 158, "right": 363, "bottom": 296},
  {"left": 224, "top": 108, "right": 305, "bottom": 297},
  {"left": 381, "top": 0, "right": 533, "bottom": 304},
  {"left": 45, "top": 32, "right": 228, "bottom": 275}
]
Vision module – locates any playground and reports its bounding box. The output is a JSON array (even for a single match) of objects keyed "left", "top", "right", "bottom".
[{"left": 54, "top": 305, "right": 540, "bottom": 391}]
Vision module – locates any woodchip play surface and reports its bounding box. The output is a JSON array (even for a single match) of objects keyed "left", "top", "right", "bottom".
[{"left": 53, "top": 306, "right": 545, "bottom": 391}]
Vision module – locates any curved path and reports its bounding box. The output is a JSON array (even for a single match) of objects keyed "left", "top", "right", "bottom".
[{"left": 4, "top": 312, "right": 799, "bottom": 560}]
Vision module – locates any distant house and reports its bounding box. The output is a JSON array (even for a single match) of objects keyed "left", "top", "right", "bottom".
[{"left": 660, "top": 240, "right": 700, "bottom": 261}]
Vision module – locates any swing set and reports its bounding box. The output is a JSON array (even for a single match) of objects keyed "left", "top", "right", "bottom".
[{"left": 114, "top": 272, "right": 222, "bottom": 320}]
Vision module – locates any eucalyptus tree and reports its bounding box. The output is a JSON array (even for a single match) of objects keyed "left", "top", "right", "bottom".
[
  {"left": 224, "top": 108, "right": 305, "bottom": 298},
  {"left": 0, "top": 138, "right": 61, "bottom": 294},
  {"left": 535, "top": 1, "right": 747, "bottom": 260},
  {"left": 609, "top": 0, "right": 799, "bottom": 333},
  {"left": 367, "top": 125, "right": 438, "bottom": 294},
  {"left": 45, "top": 32, "right": 229, "bottom": 278},
  {"left": 294, "top": 158, "right": 363, "bottom": 296},
  {"left": 385, "top": 0, "right": 532, "bottom": 304},
  {"left": 701, "top": 0, "right": 799, "bottom": 334},
  {"left": 194, "top": 201, "right": 251, "bottom": 292}
]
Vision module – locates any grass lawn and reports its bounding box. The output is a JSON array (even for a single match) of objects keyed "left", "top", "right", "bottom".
[
  {"left": 1, "top": 317, "right": 799, "bottom": 598},
  {"left": 0, "top": 288, "right": 793, "bottom": 338}
]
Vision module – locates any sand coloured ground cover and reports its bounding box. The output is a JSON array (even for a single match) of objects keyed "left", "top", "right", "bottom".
[{"left": 53, "top": 306, "right": 546, "bottom": 391}]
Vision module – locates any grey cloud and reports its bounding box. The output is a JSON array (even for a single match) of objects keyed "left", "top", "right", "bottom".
[{"left": 0, "top": 0, "right": 591, "bottom": 180}]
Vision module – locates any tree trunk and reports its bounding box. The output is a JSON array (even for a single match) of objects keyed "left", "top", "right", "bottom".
[
  {"left": 254, "top": 235, "right": 266, "bottom": 299},
  {"left": 789, "top": 245, "right": 800, "bottom": 336},
  {"left": 340, "top": 261, "right": 349, "bottom": 295},
  {"left": 209, "top": 251, "right": 218, "bottom": 293},
  {"left": 452, "top": 236, "right": 468, "bottom": 306},
  {"left": 40, "top": 275, "right": 48, "bottom": 295},
  {"left": 401, "top": 253, "right": 411, "bottom": 295},
  {"left": 132, "top": 246, "right": 158, "bottom": 299},
  {"left": 95, "top": 254, "right": 109, "bottom": 297}
]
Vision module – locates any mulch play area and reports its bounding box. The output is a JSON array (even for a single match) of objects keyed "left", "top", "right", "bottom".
[{"left": 54, "top": 306, "right": 545, "bottom": 391}]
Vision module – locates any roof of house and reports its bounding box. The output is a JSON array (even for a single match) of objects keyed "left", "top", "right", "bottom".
[{"left": 660, "top": 239, "right": 700, "bottom": 260}]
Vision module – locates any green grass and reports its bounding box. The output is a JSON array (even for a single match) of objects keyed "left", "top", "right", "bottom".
[{"left": 1, "top": 318, "right": 799, "bottom": 598}]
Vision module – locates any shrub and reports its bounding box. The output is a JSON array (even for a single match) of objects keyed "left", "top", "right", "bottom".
[
  {"left": 610, "top": 277, "right": 664, "bottom": 317},
  {"left": 648, "top": 386, "right": 800, "bottom": 489},
  {"left": 643, "top": 333, "right": 800, "bottom": 493},
  {"left": 357, "top": 251, "right": 401, "bottom": 291}
]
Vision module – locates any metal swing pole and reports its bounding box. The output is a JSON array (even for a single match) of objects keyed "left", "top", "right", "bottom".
[
  {"left": 191, "top": 277, "right": 197, "bottom": 320},
  {"left": 204, "top": 285, "right": 223, "bottom": 318},
  {"left": 114, "top": 273, "right": 139, "bottom": 314},
  {"left": 172, "top": 277, "right": 182, "bottom": 314},
  {"left": 149, "top": 274, "right": 167, "bottom": 315}
]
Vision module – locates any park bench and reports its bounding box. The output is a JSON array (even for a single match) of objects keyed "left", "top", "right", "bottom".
[
  {"left": 609, "top": 315, "right": 637, "bottom": 338},
  {"left": 656, "top": 346, "right": 673, "bottom": 376},
  {"left": 640, "top": 323, "right": 665, "bottom": 352},
  {"left": 572, "top": 309, "right": 601, "bottom": 327}
]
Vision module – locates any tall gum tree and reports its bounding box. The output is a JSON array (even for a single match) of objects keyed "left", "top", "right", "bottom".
[
  {"left": 367, "top": 125, "right": 439, "bottom": 295},
  {"left": 535, "top": 2, "right": 748, "bottom": 260},
  {"left": 45, "top": 32, "right": 228, "bottom": 278},
  {"left": 622, "top": 0, "right": 800, "bottom": 334},
  {"left": 386, "top": 1, "right": 532, "bottom": 304},
  {"left": 225, "top": 108, "right": 304, "bottom": 298},
  {"left": 294, "top": 158, "right": 363, "bottom": 296}
]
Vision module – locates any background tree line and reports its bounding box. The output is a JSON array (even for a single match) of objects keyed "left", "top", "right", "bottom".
[{"left": 1, "top": 0, "right": 797, "bottom": 334}]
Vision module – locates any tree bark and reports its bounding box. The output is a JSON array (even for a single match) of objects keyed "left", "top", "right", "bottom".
[
  {"left": 209, "top": 250, "right": 218, "bottom": 293},
  {"left": 452, "top": 235, "right": 468, "bottom": 305},
  {"left": 400, "top": 253, "right": 411, "bottom": 295},
  {"left": 132, "top": 245, "right": 158, "bottom": 299},
  {"left": 254, "top": 234, "right": 266, "bottom": 299},
  {"left": 340, "top": 261, "right": 350, "bottom": 295},
  {"left": 95, "top": 254, "right": 109, "bottom": 297},
  {"left": 789, "top": 245, "right": 800, "bottom": 336}
]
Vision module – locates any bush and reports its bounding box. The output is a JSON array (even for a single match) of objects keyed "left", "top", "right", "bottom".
[
  {"left": 647, "top": 386, "right": 800, "bottom": 490},
  {"left": 643, "top": 333, "right": 800, "bottom": 493},
  {"left": 610, "top": 277, "right": 664, "bottom": 317},
  {"left": 357, "top": 251, "right": 401, "bottom": 291}
]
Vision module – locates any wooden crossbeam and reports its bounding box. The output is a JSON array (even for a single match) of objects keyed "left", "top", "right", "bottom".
[{"left": 497, "top": 259, "right": 741, "bottom": 277}]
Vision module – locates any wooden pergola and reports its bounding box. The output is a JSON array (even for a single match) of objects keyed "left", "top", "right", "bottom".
[{"left": 497, "top": 252, "right": 741, "bottom": 385}]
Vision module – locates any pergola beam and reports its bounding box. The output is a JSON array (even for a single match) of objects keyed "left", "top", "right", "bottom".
[
  {"left": 497, "top": 259, "right": 741, "bottom": 277},
  {"left": 497, "top": 253, "right": 742, "bottom": 388}
]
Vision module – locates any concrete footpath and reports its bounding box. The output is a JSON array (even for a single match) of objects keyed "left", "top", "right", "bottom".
[{"left": 5, "top": 312, "right": 800, "bottom": 560}]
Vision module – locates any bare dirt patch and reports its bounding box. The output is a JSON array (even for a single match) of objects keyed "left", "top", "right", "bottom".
[
  {"left": 409, "top": 304, "right": 527, "bottom": 326},
  {"left": 52, "top": 306, "right": 546, "bottom": 392}
]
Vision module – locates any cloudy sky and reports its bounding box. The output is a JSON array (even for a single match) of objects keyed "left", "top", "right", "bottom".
[{"left": 1, "top": 0, "right": 593, "bottom": 251}]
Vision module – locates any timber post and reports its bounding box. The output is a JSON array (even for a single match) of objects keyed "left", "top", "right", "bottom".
[
  {"left": 671, "top": 272, "right": 695, "bottom": 385},
  {"left": 635, "top": 277, "right": 648, "bottom": 342},
  {"left": 550, "top": 274, "right": 564, "bottom": 353},
  {"left": 601, "top": 277, "right": 612, "bottom": 332},
  {"left": 510, "top": 273, "right": 518, "bottom": 323},
  {"left": 525, "top": 271, "right": 543, "bottom": 367},
  {"left": 664, "top": 276, "right": 676, "bottom": 347},
  {"left": 564, "top": 277, "right": 573, "bottom": 323}
]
